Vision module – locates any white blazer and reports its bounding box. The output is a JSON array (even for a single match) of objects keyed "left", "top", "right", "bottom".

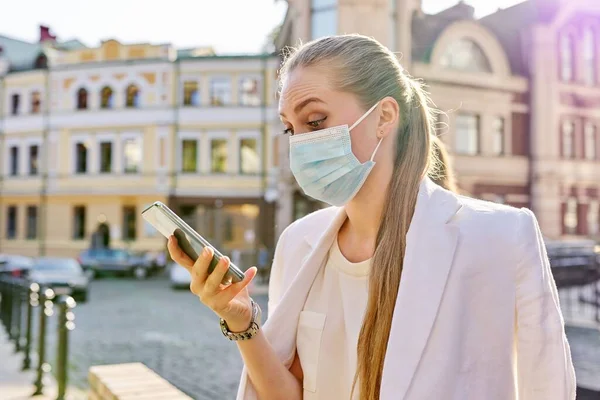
[{"left": 237, "top": 178, "right": 576, "bottom": 400}]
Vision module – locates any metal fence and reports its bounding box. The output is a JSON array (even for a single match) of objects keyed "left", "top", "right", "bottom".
[
  {"left": 550, "top": 247, "right": 600, "bottom": 326},
  {"left": 0, "top": 276, "right": 76, "bottom": 400}
]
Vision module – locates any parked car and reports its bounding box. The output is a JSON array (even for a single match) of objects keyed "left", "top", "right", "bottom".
[
  {"left": 169, "top": 262, "right": 191, "bottom": 290},
  {"left": 28, "top": 257, "right": 89, "bottom": 302},
  {"left": 77, "top": 248, "right": 157, "bottom": 279},
  {"left": 0, "top": 254, "right": 34, "bottom": 279}
]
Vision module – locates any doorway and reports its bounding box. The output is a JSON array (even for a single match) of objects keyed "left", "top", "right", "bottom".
[{"left": 94, "top": 222, "right": 110, "bottom": 249}]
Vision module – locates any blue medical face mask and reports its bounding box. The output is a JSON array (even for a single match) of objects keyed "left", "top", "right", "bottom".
[{"left": 289, "top": 102, "right": 383, "bottom": 207}]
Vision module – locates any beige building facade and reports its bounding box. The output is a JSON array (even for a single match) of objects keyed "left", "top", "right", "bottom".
[
  {"left": 0, "top": 28, "right": 281, "bottom": 259},
  {"left": 275, "top": 0, "right": 600, "bottom": 241}
]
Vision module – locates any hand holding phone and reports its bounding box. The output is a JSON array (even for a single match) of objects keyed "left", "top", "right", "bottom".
[
  {"left": 143, "top": 201, "right": 258, "bottom": 331},
  {"left": 142, "top": 201, "right": 245, "bottom": 284},
  {"left": 167, "top": 232, "right": 258, "bottom": 332}
]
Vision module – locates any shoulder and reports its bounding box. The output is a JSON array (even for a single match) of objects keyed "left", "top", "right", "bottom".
[
  {"left": 451, "top": 193, "right": 538, "bottom": 252},
  {"left": 455, "top": 194, "right": 527, "bottom": 230}
]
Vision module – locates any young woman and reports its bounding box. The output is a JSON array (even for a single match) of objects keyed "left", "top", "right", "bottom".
[{"left": 168, "top": 34, "right": 575, "bottom": 400}]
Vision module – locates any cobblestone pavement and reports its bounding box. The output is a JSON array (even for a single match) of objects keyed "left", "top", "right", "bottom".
[
  {"left": 41, "top": 276, "right": 267, "bottom": 399},
  {"left": 34, "top": 277, "right": 600, "bottom": 400}
]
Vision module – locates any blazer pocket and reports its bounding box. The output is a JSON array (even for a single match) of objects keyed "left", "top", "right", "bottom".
[{"left": 296, "top": 311, "right": 327, "bottom": 393}]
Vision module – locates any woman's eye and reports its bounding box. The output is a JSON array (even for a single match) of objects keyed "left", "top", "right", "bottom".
[{"left": 307, "top": 117, "right": 327, "bottom": 129}]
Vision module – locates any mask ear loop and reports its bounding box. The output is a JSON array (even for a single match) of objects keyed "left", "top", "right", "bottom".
[
  {"left": 349, "top": 102, "right": 380, "bottom": 131},
  {"left": 370, "top": 136, "right": 383, "bottom": 162},
  {"left": 349, "top": 101, "right": 383, "bottom": 162}
]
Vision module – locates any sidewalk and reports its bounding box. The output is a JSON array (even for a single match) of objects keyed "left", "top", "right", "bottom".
[{"left": 0, "top": 329, "right": 86, "bottom": 400}]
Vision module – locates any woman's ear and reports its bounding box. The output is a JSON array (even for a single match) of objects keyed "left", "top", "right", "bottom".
[{"left": 377, "top": 96, "right": 400, "bottom": 138}]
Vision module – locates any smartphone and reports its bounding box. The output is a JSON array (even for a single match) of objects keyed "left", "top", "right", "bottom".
[{"left": 141, "top": 201, "right": 245, "bottom": 284}]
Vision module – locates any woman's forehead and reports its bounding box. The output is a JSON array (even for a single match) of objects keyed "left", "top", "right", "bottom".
[{"left": 279, "top": 70, "right": 332, "bottom": 114}]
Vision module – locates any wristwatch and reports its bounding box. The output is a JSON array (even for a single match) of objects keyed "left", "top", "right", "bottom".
[{"left": 220, "top": 299, "right": 262, "bottom": 341}]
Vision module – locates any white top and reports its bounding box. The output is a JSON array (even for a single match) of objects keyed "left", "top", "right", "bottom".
[{"left": 297, "top": 236, "right": 371, "bottom": 400}]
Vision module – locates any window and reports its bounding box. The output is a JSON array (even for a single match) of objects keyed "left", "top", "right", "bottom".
[
  {"left": 11, "top": 94, "right": 20, "bottom": 115},
  {"left": 183, "top": 81, "right": 199, "bottom": 106},
  {"left": 75, "top": 142, "right": 88, "bottom": 173},
  {"left": 26, "top": 206, "right": 37, "bottom": 239},
  {"left": 31, "top": 91, "right": 41, "bottom": 114},
  {"left": 125, "top": 84, "right": 140, "bottom": 108},
  {"left": 99, "top": 142, "right": 112, "bottom": 173},
  {"left": 209, "top": 77, "right": 231, "bottom": 106},
  {"left": 492, "top": 117, "right": 504, "bottom": 155},
  {"left": 6, "top": 206, "right": 17, "bottom": 239},
  {"left": 583, "top": 27, "right": 596, "bottom": 86},
  {"left": 240, "top": 138, "right": 260, "bottom": 174},
  {"left": 100, "top": 86, "right": 114, "bottom": 109},
  {"left": 34, "top": 54, "right": 47, "bottom": 69},
  {"left": 455, "top": 113, "right": 480, "bottom": 155},
  {"left": 562, "top": 120, "right": 575, "bottom": 159},
  {"left": 490, "top": 195, "right": 505, "bottom": 204},
  {"left": 589, "top": 200, "right": 599, "bottom": 236},
  {"left": 211, "top": 139, "right": 228, "bottom": 173},
  {"left": 584, "top": 123, "right": 597, "bottom": 160},
  {"left": 239, "top": 77, "right": 261, "bottom": 106},
  {"left": 9, "top": 146, "right": 19, "bottom": 176},
  {"left": 73, "top": 206, "right": 86, "bottom": 240},
  {"left": 181, "top": 139, "right": 198, "bottom": 173},
  {"left": 564, "top": 197, "right": 578, "bottom": 235},
  {"left": 440, "top": 39, "right": 492, "bottom": 73},
  {"left": 123, "top": 137, "right": 142, "bottom": 173},
  {"left": 311, "top": 0, "right": 337, "bottom": 39},
  {"left": 76, "top": 88, "right": 88, "bottom": 110},
  {"left": 122, "top": 206, "right": 137, "bottom": 241},
  {"left": 560, "top": 33, "right": 574, "bottom": 82},
  {"left": 28, "top": 145, "right": 39, "bottom": 175}
]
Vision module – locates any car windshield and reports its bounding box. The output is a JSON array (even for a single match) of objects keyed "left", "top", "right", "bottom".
[{"left": 33, "top": 258, "right": 82, "bottom": 273}]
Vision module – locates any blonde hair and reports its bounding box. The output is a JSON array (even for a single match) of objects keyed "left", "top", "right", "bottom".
[
  {"left": 429, "top": 135, "right": 458, "bottom": 193},
  {"left": 280, "top": 34, "right": 439, "bottom": 400}
]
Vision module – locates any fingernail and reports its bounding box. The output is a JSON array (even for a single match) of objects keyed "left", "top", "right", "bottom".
[{"left": 202, "top": 247, "right": 210, "bottom": 258}]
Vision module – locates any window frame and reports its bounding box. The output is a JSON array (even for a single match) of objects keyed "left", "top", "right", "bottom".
[
  {"left": 209, "top": 76, "right": 232, "bottom": 107},
  {"left": 237, "top": 130, "right": 262, "bottom": 175},
  {"left": 122, "top": 132, "right": 143, "bottom": 174},
  {"left": 455, "top": 113, "right": 480, "bottom": 155}
]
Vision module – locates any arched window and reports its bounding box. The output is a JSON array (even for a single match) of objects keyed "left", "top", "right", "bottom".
[
  {"left": 440, "top": 39, "right": 492, "bottom": 73},
  {"left": 583, "top": 27, "right": 597, "bottom": 85},
  {"left": 100, "top": 86, "right": 113, "bottom": 109},
  {"left": 76, "top": 87, "right": 88, "bottom": 110},
  {"left": 34, "top": 54, "right": 48, "bottom": 69},
  {"left": 559, "top": 33, "right": 575, "bottom": 82},
  {"left": 125, "top": 84, "right": 140, "bottom": 108}
]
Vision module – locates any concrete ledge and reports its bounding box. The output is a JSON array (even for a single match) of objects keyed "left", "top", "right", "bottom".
[{"left": 88, "top": 363, "right": 192, "bottom": 400}]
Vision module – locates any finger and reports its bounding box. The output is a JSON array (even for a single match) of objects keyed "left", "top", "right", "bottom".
[
  {"left": 192, "top": 246, "right": 214, "bottom": 286},
  {"left": 167, "top": 236, "right": 194, "bottom": 270},
  {"left": 219, "top": 266, "right": 257, "bottom": 303},
  {"left": 204, "top": 255, "right": 231, "bottom": 295}
]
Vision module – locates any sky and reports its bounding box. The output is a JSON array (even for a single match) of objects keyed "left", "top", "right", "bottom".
[{"left": 0, "top": 0, "right": 526, "bottom": 54}]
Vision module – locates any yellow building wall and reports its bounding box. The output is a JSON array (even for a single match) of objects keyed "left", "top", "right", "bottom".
[{"left": 0, "top": 194, "right": 168, "bottom": 258}]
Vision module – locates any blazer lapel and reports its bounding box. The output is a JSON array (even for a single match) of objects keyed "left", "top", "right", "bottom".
[
  {"left": 380, "top": 178, "right": 462, "bottom": 400},
  {"left": 262, "top": 207, "right": 348, "bottom": 366}
]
